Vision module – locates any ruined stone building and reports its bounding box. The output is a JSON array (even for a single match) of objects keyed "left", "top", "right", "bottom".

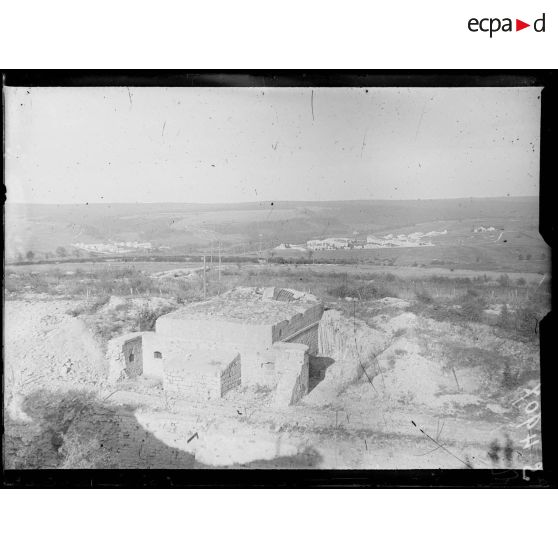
[{"left": 108, "top": 287, "right": 324, "bottom": 406}]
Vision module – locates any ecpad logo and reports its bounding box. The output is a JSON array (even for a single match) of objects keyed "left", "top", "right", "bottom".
[{"left": 468, "top": 13, "right": 546, "bottom": 37}]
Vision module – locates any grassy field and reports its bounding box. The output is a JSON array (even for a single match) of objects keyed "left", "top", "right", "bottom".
[
  {"left": 5, "top": 260, "right": 205, "bottom": 274},
  {"left": 5, "top": 260, "right": 550, "bottom": 345},
  {"left": 304, "top": 245, "right": 548, "bottom": 272}
]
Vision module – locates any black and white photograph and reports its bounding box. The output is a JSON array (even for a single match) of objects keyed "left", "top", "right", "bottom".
[{"left": 2, "top": 75, "right": 552, "bottom": 480}]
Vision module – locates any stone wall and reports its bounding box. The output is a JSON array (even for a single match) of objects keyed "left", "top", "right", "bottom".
[
  {"left": 283, "top": 322, "right": 320, "bottom": 354},
  {"left": 107, "top": 331, "right": 165, "bottom": 382},
  {"left": 237, "top": 347, "right": 275, "bottom": 386},
  {"left": 163, "top": 348, "right": 241, "bottom": 401},
  {"left": 122, "top": 336, "right": 143, "bottom": 378},
  {"left": 107, "top": 332, "right": 147, "bottom": 383},
  {"left": 220, "top": 354, "right": 241, "bottom": 397},
  {"left": 273, "top": 342, "right": 309, "bottom": 407},
  {"left": 272, "top": 304, "right": 324, "bottom": 346}
]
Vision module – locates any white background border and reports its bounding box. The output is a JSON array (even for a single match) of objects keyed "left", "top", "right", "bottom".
[
  {"left": 1, "top": 490, "right": 555, "bottom": 557},
  {"left": 1, "top": 1, "right": 556, "bottom": 68},
  {"left": 2, "top": 2, "right": 554, "bottom": 555}
]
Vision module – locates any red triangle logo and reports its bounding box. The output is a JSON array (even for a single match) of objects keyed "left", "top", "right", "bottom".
[{"left": 516, "top": 19, "right": 530, "bottom": 31}]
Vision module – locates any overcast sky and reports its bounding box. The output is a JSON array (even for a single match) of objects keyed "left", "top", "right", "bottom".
[{"left": 5, "top": 86, "right": 541, "bottom": 205}]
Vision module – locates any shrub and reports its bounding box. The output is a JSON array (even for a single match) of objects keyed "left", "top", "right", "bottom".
[
  {"left": 59, "top": 433, "right": 112, "bottom": 469},
  {"left": 458, "top": 290, "right": 487, "bottom": 322},
  {"left": 327, "top": 281, "right": 394, "bottom": 300},
  {"left": 503, "top": 435, "right": 514, "bottom": 467},
  {"left": 6, "top": 390, "right": 120, "bottom": 469},
  {"left": 358, "top": 283, "right": 395, "bottom": 300},
  {"left": 137, "top": 305, "right": 169, "bottom": 331},
  {"left": 497, "top": 274, "right": 511, "bottom": 287},
  {"left": 327, "top": 284, "right": 352, "bottom": 299},
  {"left": 497, "top": 303, "right": 514, "bottom": 330},
  {"left": 415, "top": 289, "right": 433, "bottom": 304},
  {"left": 494, "top": 291, "right": 548, "bottom": 340},
  {"left": 501, "top": 363, "right": 520, "bottom": 389},
  {"left": 487, "top": 439, "right": 501, "bottom": 466},
  {"left": 513, "top": 305, "right": 540, "bottom": 339},
  {"left": 66, "top": 295, "right": 110, "bottom": 317}
]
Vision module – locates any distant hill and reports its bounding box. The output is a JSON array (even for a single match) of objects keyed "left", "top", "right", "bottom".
[{"left": 4, "top": 197, "right": 544, "bottom": 265}]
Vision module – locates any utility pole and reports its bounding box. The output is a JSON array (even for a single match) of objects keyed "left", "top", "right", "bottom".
[
  {"left": 218, "top": 241, "right": 221, "bottom": 281},
  {"left": 203, "top": 255, "right": 207, "bottom": 299}
]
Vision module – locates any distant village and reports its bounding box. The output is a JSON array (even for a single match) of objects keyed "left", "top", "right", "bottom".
[
  {"left": 71, "top": 240, "right": 153, "bottom": 254},
  {"left": 19, "top": 224, "right": 501, "bottom": 262},
  {"left": 274, "top": 229, "right": 448, "bottom": 252}
]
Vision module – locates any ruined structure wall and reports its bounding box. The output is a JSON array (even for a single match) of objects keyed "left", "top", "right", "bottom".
[
  {"left": 156, "top": 317, "right": 274, "bottom": 348},
  {"left": 107, "top": 332, "right": 146, "bottom": 383},
  {"left": 122, "top": 336, "right": 143, "bottom": 378},
  {"left": 157, "top": 336, "right": 253, "bottom": 385},
  {"left": 272, "top": 304, "right": 323, "bottom": 345},
  {"left": 220, "top": 354, "right": 241, "bottom": 396},
  {"left": 157, "top": 318, "right": 276, "bottom": 387},
  {"left": 273, "top": 342, "right": 309, "bottom": 407},
  {"left": 155, "top": 302, "right": 323, "bottom": 388},
  {"left": 239, "top": 304, "right": 321, "bottom": 383},
  {"left": 141, "top": 331, "right": 164, "bottom": 380},
  {"left": 239, "top": 348, "right": 275, "bottom": 386},
  {"left": 162, "top": 347, "right": 241, "bottom": 401},
  {"left": 283, "top": 323, "right": 320, "bottom": 354}
]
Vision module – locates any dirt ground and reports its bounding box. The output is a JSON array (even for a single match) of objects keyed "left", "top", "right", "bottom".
[{"left": 4, "top": 294, "right": 542, "bottom": 470}]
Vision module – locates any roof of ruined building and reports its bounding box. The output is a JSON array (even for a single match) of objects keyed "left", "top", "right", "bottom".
[{"left": 160, "top": 287, "right": 321, "bottom": 325}]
